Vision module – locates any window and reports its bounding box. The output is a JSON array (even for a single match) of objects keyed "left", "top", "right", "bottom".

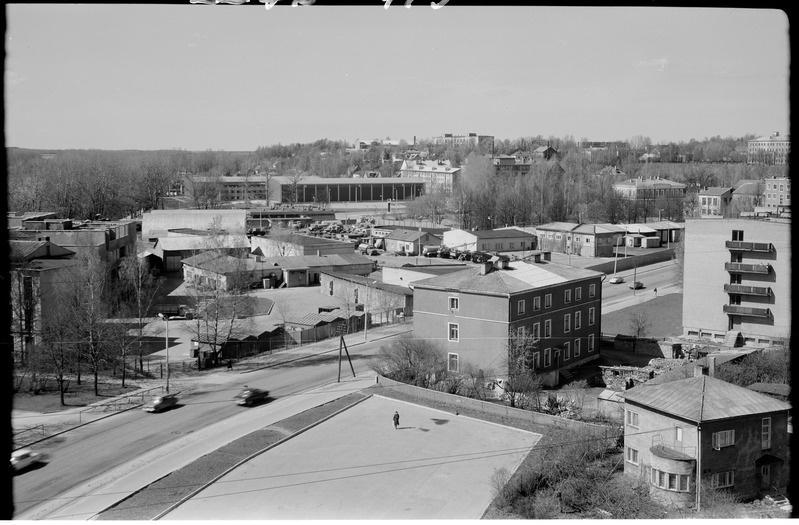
[
  {"left": 574, "top": 338, "right": 581, "bottom": 357},
  {"left": 447, "top": 353, "right": 459, "bottom": 372},
  {"left": 574, "top": 311, "right": 582, "bottom": 330},
  {"left": 545, "top": 294, "right": 552, "bottom": 308},
  {"left": 625, "top": 446, "right": 639, "bottom": 465},
  {"left": 588, "top": 307, "right": 595, "bottom": 325},
  {"left": 517, "top": 326, "right": 526, "bottom": 339},
  {"left": 544, "top": 348, "right": 552, "bottom": 367},
  {"left": 675, "top": 427, "right": 683, "bottom": 442},
  {"left": 575, "top": 287, "right": 582, "bottom": 301},
  {"left": 626, "top": 409, "right": 639, "bottom": 428},
  {"left": 564, "top": 314, "right": 571, "bottom": 333},
  {"left": 732, "top": 230, "right": 744, "bottom": 242},
  {"left": 532, "top": 322, "right": 540, "bottom": 341},
  {"left": 762, "top": 417, "right": 772, "bottom": 449},
  {"left": 712, "top": 430, "right": 735, "bottom": 449},
  {"left": 544, "top": 319, "right": 551, "bottom": 338},
  {"left": 564, "top": 341, "right": 570, "bottom": 360},
  {"left": 711, "top": 471, "right": 735, "bottom": 488},
  {"left": 589, "top": 283, "right": 596, "bottom": 297},
  {"left": 588, "top": 334, "right": 595, "bottom": 352},
  {"left": 565, "top": 289, "right": 572, "bottom": 303},
  {"left": 517, "top": 299, "right": 525, "bottom": 315},
  {"left": 651, "top": 469, "right": 690, "bottom": 492},
  {"left": 509, "top": 242, "right": 515, "bottom": 249},
  {"left": 448, "top": 323, "right": 459, "bottom": 342},
  {"left": 449, "top": 297, "right": 459, "bottom": 311},
  {"left": 532, "top": 352, "right": 540, "bottom": 370},
  {"left": 533, "top": 296, "right": 541, "bottom": 311}
]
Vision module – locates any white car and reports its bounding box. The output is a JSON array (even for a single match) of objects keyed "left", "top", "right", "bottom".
[
  {"left": 11, "top": 448, "right": 44, "bottom": 472},
  {"left": 608, "top": 275, "right": 625, "bottom": 284}
]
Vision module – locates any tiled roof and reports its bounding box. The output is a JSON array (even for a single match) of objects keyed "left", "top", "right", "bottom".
[
  {"left": 699, "top": 187, "right": 734, "bottom": 196},
  {"left": 412, "top": 260, "right": 602, "bottom": 296},
  {"left": 621, "top": 375, "right": 791, "bottom": 422}
]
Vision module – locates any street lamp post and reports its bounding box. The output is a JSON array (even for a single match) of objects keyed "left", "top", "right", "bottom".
[{"left": 157, "top": 313, "right": 171, "bottom": 393}]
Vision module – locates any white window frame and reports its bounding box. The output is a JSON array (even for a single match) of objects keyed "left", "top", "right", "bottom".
[
  {"left": 532, "top": 351, "right": 540, "bottom": 370},
  {"left": 712, "top": 429, "right": 735, "bottom": 449},
  {"left": 711, "top": 470, "right": 735, "bottom": 488},
  {"left": 447, "top": 353, "right": 459, "bottom": 373},
  {"left": 651, "top": 468, "right": 690, "bottom": 492},
  {"left": 675, "top": 426, "right": 683, "bottom": 442},
  {"left": 625, "top": 446, "right": 639, "bottom": 465},
  {"left": 575, "top": 287, "right": 582, "bottom": 301},
  {"left": 574, "top": 311, "right": 582, "bottom": 330},
  {"left": 564, "top": 313, "right": 571, "bottom": 333},
  {"left": 517, "top": 326, "right": 525, "bottom": 339},
  {"left": 545, "top": 293, "right": 552, "bottom": 308},
  {"left": 449, "top": 296, "right": 459, "bottom": 311},
  {"left": 517, "top": 299, "right": 525, "bottom": 315},
  {"left": 588, "top": 334, "right": 595, "bottom": 352},
  {"left": 533, "top": 296, "right": 541, "bottom": 311},
  {"left": 762, "top": 417, "right": 772, "bottom": 450},
  {"left": 532, "top": 322, "right": 540, "bottom": 341},
  {"left": 564, "top": 341, "right": 570, "bottom": 360},
  {"left": 448, "top": 323, "right": 459, "bottom": 342},
  {"left": 589, "top": 283, "right": 596, "bottom": 297},
  {"left": 564, "top": 289, "right": 571, "bottom": 304},
  {"left": 589, "top": 307, "right": 595, "bottom": 325},
  {"left": 626, "top": 409, "right": 639, "bottom": 428},
  {"left": 544, "top": 348, "right": 552, "bottom": 367},
  {"left": 574, "top": 338, "right": 581, "bottom": 357},
  {"left": 544, "top": 319, "right": 551, "bottom": 339}
]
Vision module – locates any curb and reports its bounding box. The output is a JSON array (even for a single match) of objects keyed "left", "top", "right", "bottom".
[{"left": 150, "top": 392, "right": 374, "bottom": 520}]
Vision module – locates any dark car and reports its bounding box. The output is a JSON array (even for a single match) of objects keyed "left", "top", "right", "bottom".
[
  {"left": 438, "top": 248, "right": 451, "bottom": 258},
  {"left": 236, "top": 387, "right": 270, "bottom": 407},
  {"left": 628, "top": 281, "right": 644, "bottom": 290},
  {"left": 143, "top": 393, "right": 179, "bottom": 413}
]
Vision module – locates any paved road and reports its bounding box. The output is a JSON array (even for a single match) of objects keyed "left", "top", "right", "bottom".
[
  {"left": 12, "top": 325, "right": 409, "bottom": 520},
  {"left": 601, "top": 259, "right": 679, "bottom": 313}
]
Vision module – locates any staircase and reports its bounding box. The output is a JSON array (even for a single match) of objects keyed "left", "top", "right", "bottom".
[
  {"left": 560, "top": 369, "right": 574, "bottom": 381},
  {"left": 722, "top": 330, "right": 742, "bottom": 348}
]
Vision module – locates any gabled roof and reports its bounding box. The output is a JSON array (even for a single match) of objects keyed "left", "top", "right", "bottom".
[
  {"left": 733, "top": 181, "right": 763, "bottom": 195},
  {"left": 621, "top": 375, "right": 791, "bottom": 423},
  {"left": 321, "top": 271, "right": 413, "bottom": 296},
  {"left": 448, "top": 228, "right": 536, "bottom": 240},
  {"left": 699, "top": 186, "right": 734, "bottom": 196},
  {"left": 9, "top": 240, "right": 75, "bottom": 262},
  {"left": 412, "top": 260, "right": 602, "bottom": 296},
  {"left": 535, "top": 222, "right": 580, "bottom": 232},
  {"left": 385, "top": 229, "right": 440, "bottom": 242},
  {"left": 156, "top": 234, "right": 250, "bottom": 252}
]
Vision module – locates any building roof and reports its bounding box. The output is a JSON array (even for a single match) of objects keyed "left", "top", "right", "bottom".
[
  {"left": 261, "top": 234, "right": 354, "bottom": 248},
  {"left": 156, "top": 234, "right": 250, "bottom": 252},
  {"left": 270, "top": 175, "right": 425, "bottom": 185},
  {"left": 182, "top": 253, "right": 373, "bottom": 273},
  {"left": 321, "top": 271, "right": 413, "bottom": 296},
  {"left": 9, "top": 240, "right": 75, "bottom": 262},
  {"left": 699, "top": 187, "right": 734, "bottom": 196},
  {"left": 373, "top": 225, "right": 448, "bottom": 236},
  {"left": 535, "top": 222, "right": 580, "bottom": 232},
  {"left": 747, "top": 382, "right": 791, "bottom": 398},
  {"left": 733, "top": 181, "right": 763, "bottom": 196},
  {"left": 621, "top": 375, "right": 791, "bottom": 423},
  {"left": 451, "top": 228, "right": 536, "bottom": 240},
  {"left": 613, "top": 177, "right": 686, "bottom": 190},
  {"left": 385, "top": 229, "right": 441, "bottom": 242},
  {"left": 412, "top": 259, "right": 602, "bottom": 296}
]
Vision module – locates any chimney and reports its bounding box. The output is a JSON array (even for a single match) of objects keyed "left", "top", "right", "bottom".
[
  {"left": 708, "top": 355, "right": 716, "bottom": 377},
  {"left": 479, "top": 262, "right": 492, "bottom": 275},
  {"left": 693, "top": 364, "right": 708, "bottom": 377}
]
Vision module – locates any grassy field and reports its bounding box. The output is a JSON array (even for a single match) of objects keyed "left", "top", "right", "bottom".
[
  {"left": 601, "top": 293, "right": 683, "bottom": 339},
  {"left": 13, "top": 376, "right": 149, "bottom": 413}
]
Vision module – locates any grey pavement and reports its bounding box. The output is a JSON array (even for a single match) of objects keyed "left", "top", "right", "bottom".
[{"left": 164, "top": 394, "right": 541, "bottom": 520}]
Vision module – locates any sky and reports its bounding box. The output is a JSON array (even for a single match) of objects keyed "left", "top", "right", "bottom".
[{"left": 4, "top": 4, "right": 791, "bottom": 151}]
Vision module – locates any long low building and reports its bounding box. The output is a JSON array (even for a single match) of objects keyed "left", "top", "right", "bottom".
[
  {"left": 442, "top": 228, "right": 536, "bottom": 254},
  {"left": 268, "top": 175, "right": 425, "bottom": 204}
]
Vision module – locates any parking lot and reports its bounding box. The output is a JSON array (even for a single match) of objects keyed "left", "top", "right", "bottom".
[{"left": 164, "top": 395, "right": 541, "bottom": 520}]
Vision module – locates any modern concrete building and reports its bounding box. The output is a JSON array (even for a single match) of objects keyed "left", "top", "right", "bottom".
[
  {"left": 267, "top": 175, "right": 424, "bottom": 204},
  {"left": 747, "top": 132, "right": 790, "bottom": 165},
  {"left": 621, "top": 372, "right": 791, "bottom": 507},
  {"left": 412, "top": 256, "right": 603, "bottom": 386},
  {"left": 397, "top": 159, "right": 461, "bottom": 194},
  {"left": 682, "top": 218, "right": 791, "bottom": 346},
  {"left": 441, "top": 228, "right": 536, "bottom": 254},
  {"left": 434, "top": 132, "right": 492, "bottom": 147},
  {"left": 763, "top": 177, "right": 790, "bottom": 212}
]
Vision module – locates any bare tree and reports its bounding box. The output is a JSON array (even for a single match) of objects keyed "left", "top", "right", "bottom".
[
  {"left": 370, "top": 335, "right": 447, "bottom": 387},
  {"left": 31, "top": 304, "right": 77, "bottom": 405},
  {"left": 500, "top": 328, "right": 543, "bottom": 409}
]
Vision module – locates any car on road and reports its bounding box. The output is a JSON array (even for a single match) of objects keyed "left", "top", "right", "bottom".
[
  {"left": 628, "top": 281, "right": 644, "bottom": 289},
  {"left": 235, "top": 387, "right": 270, "bottom": 407},
  {"left": 608, "top": 275, "right": 625, "bottom": 284},
  {"left": 11, "top": 449, "right": 45, "bottom": 472},
  {"left": 142, "top": 393, "right": 179, "bottom": 413}
]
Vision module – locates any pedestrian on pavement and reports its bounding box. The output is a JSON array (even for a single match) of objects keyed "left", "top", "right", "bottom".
[
  {"left": 653, "top": 288, "right": 658, "bottom": 297},
  {"left": 393, "top": 411, "right": 400, "bottom": 430},
  {"left": 227, "top": 360, "right": 233, "bottom": 371}
]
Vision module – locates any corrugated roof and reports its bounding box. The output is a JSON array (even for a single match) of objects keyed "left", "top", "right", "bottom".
[{"left": 621, "top": 376, "right": 791, "bottom": 422}]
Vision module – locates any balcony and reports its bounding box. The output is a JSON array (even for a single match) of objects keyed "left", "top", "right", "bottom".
[
  {"left": 725, "top": 262, "right": 771, "bottom": 274},
  {"left": 725, "top": 241, "right": 773, "bottom": 252},
  {"left": 723, "top": 305, "right": 772, "bottom": 318},
  {"left": 724, "top": 284, "right": 772, "bottom": 297}
]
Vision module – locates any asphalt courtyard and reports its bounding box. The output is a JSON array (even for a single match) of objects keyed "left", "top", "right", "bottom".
[{"left": 165, "top": 395, "right": 541, "bottom": 520}]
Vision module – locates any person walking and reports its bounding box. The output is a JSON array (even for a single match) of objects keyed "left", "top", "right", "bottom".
[
  {"left": 393, "top": 411, "right": 400, "bottom": 430},
  {"left": 653, "top": 288, "right": 658, "bottom": 297}
]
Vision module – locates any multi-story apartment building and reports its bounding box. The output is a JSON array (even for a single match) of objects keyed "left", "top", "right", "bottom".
[
  {"left": 697, "top": 187, "right": 734, "bottom": 217},
  {"left": 613, "top": 177, "right": 687, "bottom": 202},
  {"left": 621, "top": 371, "right": 791, "bottom": 507},
  {"left": 492, "top": 155, "right": 533, "bottom": 176},
  {"left": 763, "top": 177, "right": 790, "bottom": 211},
  {"left": 747, "top": 132, "right": 790, "bottom": 165},
  {"left": 412, "top": 255, "right": 603, "bottom": 386},
  {"left": 434, "top": 132, "right": 493, "bottom": 147},
  {"left": 397, "top": 159, "right": 461, "bottom": 195},
  {"left": 682, "top": 218, "right": 791, "bottom": 346}
]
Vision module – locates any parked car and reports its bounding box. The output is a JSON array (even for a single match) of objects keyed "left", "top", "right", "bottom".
[
  {"left": 628, "top": 281, "right": 644, "bottom": 289},
  {"left": 11, "top": 448, "right": 45, "bottom": 472},
  {"left": 608, "top": 275, "right": 625, "bottom": 284},
  {"left": 235, "top": 387, "right": 270, "bottom": 407},
  {"left": 438, "top": 247, "right": 451, "bottom": 258},
  {"left": 422, "top": 246, "right": 439, "bottom": 257},
  {"left": 142, "top": 393, "right": 179, "bottom": 413}
]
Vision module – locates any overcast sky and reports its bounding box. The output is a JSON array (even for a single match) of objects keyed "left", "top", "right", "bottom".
[{"left": 5, "top": 5, "right": 790, "bottom": 151}]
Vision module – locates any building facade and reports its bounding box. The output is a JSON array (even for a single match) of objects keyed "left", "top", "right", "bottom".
[
  {"left": 747, "top": 132, "right": 790, "bottom": 165},
  {"left": 697, "top": 187, "right": 734, "bottom": 217},
  {"left": 442, "top": 228, "right": 536, "bottom": 254},
  {"left": 621, "top": 373, "right": 791, "bottom": 507},
  {"left": 250, "top": 234, "right": 356, "bottom": 258},
  {"left": 383, "top": 229, "right": 442, "bottom": 255},
  {"left": 268, "top": 175, "right": 424, "bottom": 204},
  {"left": 535, "top": 222, "right": 625, "bottom": 258},
  {"left": 763, "top": 177, "right": 790, "bottom": 211},
  {"left": 397, "top": 159, "right": 461, "bottom": 194},
  {"left": 682, "top": 218, "right": 791, "bottom": 345},
  {"left": 412, "top": 257, "right": 603, "bottom": 386}
]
